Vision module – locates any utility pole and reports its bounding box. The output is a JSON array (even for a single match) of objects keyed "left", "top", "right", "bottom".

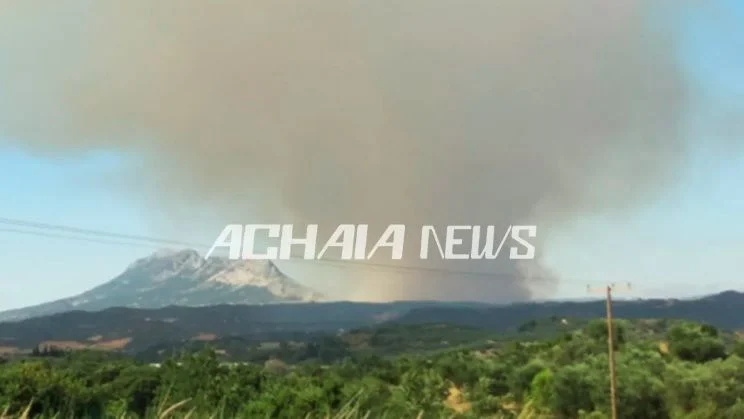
[{"left": 587, "top": 282, "right": 632, "bottom": 419}]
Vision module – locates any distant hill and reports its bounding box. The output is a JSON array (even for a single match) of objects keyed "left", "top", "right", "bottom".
[
  {"left": 0, "top": 301, "right": 478, "bottom": 353},
  {"left": 392, "top": 291, "right": 744, "bottom": 330},
  {"left": 0, "top": 249, "right": 324, "bottom": 322},
  {"left": 0, "top": 291, "right": 742, "bottom": 355}
]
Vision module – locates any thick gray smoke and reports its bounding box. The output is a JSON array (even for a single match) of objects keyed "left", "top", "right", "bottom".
[{"left": 0, "top": 1, "right": 701, "bottom": 301}]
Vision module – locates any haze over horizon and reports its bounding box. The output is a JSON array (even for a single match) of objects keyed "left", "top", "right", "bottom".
[{"left": 1, "top": 1, "right": 744, "bottom": 310}]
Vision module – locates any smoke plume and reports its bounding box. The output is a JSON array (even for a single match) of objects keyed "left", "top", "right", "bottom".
[{"left": 0, "top": 1, "right": 701, "bottom": 301}]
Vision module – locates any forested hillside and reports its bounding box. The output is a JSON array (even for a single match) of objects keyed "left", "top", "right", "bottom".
[{"left": 1, "top": 291, "right": 742, "bottom": 355}]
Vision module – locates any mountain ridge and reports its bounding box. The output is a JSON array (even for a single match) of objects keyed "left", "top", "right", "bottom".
[
  {"left": 0, "top": 290, "right": 742, "bottom": 355},
  {"left": 0, "top": 249, "right": 323, "bottom": 322}
]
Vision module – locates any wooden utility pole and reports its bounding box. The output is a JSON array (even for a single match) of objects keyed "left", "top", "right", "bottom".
[{"left": 587, "top": 282, "right": 631, "bottom": 419}]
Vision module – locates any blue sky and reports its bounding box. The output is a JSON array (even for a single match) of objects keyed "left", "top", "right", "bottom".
[
  {"left": 1, "top": 4, "right": 743, "bottom": 310},
  {"left": 543, "top": 3, "right": 744, "bottom": 299},
  {"left": 0, "top": 149, "right": 156, "bottom": 308}
]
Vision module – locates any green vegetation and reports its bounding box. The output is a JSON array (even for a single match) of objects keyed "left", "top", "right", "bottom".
[
  {"left": 1, "top": 318, "right": 743, "bottom": 418},
  {"left": 136, "top": 323, "right": 505, "bottom": 364}
]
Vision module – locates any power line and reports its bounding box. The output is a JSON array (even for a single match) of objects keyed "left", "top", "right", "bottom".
[
  {"left": 0, "top": 217, "right": 731, "bottom": 291},
  {"left": 0, "top": 217, "right": 559, "bottom": 282},
  {"left": 0, "top": 227, "right": 177, "bottom": 250},
  {"left": 0, "top": 217, "right": 205, "bottom": 249}
]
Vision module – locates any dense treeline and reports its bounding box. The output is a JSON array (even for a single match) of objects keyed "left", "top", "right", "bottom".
[
  {"left": 5, "top": 291, "right": 743, "bottom": 352},
  {"left": 2, "top": 319, "right": 744, "bottom": 418},
  {"left": 136, "top": 323, "right": 504, "bottom": 364}
]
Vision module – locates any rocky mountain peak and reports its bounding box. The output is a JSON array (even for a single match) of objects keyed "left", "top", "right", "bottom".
[{"left": 0, "top": 249, "right": 324, "bottom": 322}]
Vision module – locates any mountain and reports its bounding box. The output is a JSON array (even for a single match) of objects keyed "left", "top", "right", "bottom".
[
  {"left": 0, "top": 249, "right": 324, "bottom": 322},
  {"left": 0, "top": 301, "right": 446, "bottom": 353},
  {"left": 391, "top": 291, "right": 744, "bottom": 330},
  {"left": 0, "top": 291, "right": 742, "bottom": 356}
]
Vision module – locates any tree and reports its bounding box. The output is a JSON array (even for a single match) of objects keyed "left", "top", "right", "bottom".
[
  {"left": 666, "top": 323, "right": 726, "bottom": 363},
  {"left": 551, "top": 363, "right": 598, "bottom": 418},
  {"left": 529, "top": 368, "right": 556, "bottom": 411},
  {"left": 585, "top": 319, "right": 626, "bottom": 349}
]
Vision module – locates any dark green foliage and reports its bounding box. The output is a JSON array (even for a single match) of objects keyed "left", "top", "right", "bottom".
[
  {"left": 585, "top": 319, "right": 626, "bottom": 347},
  {"left": 5, "top": 290, "right": 744, "bottom": 355},
  {"left": 518, "top": 319, "right": 538, "bottom": 333},
  {"left": 510, "top": 360, "right": 546, "bottom": 399},
  {"left": 0, "top": 318, "right": 743, "bottom": 418},
  {"left": 30, "top": 345, "right": 67, "bottom": 358},
  {"left": 666, "top": 323, "right": 727, "bottom": 363},
  {"left": 550, "top": 363, "right": 598, "bottom": 417},
  {"left": 732, "top": 340, "right": 744, "bottom": 358}
]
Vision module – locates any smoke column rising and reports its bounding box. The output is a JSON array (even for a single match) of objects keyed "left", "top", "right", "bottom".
[{"left": 0, "top": 1, "right": 708, "bottom": 301}]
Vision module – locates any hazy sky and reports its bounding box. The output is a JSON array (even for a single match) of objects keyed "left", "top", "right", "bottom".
[{"left": 1, "top": 1, "right": 743, "bottom": 310}]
